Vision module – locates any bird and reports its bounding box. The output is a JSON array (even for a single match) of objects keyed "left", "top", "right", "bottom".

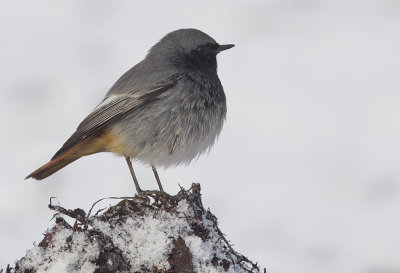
[{"left": 26, "top": 28, "right": 234, "bottom": 194}]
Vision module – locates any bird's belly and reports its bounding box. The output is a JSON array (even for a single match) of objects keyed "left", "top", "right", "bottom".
[{"left": 111, "top": 102, "right": 225, "bottom": 168}]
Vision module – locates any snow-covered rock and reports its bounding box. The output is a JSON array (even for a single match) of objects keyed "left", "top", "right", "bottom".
[{"left": 6, "top": 184, "right": 262, "bottom": 273}]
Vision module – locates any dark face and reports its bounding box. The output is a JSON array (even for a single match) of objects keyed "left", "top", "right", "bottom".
[{"left": 185, "top": 42, "right": 220, "bottom": 73}]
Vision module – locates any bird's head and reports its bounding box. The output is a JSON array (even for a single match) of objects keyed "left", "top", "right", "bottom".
[{"left": 147, "top": 28, "right": 234, "bottom": 73}]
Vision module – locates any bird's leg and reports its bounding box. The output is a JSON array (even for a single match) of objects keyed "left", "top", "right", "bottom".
[
  {"left": 151, "top": 165, "right": 164, "bottom": 192},
  {"left": 125, "top": 156, "right": 143, "bottom": 194}
]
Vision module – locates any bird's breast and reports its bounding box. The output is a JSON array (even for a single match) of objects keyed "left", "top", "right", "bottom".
[{"left": 112, "top": 76, "right": 227, "bottom": 167}]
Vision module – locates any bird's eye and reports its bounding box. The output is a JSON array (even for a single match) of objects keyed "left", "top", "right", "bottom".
[{"left": 196, "top": 46, "right": 205, "bottom": 54}]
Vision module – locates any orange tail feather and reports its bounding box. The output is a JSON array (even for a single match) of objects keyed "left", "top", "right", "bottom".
[
  {"left": 25, "top": 153, "right": 80, "bottom": 180},
  {"left": 25, "top": 130, "right": 120, "bottom": 180}
]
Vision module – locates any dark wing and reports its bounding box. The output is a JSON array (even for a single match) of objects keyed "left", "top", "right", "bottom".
[{"left": 51, "top": 74, "right": 181, "bottom": 160}]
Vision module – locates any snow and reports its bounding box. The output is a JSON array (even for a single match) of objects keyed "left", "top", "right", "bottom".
[
  {"left": 15, "top": 195, "right": 259, "bottom": 273},
  {"left": 92, "top": 204, "right": 190, "bottom": 271},
  {"left": 18, "top": 228, "right": 99, "bottom": 273}
]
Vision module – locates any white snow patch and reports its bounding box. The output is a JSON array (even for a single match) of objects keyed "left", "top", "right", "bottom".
[
  {"left": 92, "top": 200, "right": 191, "bottom": 271},
  {"left": 18, "top": 227, "right": 99, "bottom": 273}
]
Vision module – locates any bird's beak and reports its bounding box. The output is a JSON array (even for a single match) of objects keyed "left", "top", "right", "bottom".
[{"left": 214, "top": 44, "right": 235, "bottom": 53}]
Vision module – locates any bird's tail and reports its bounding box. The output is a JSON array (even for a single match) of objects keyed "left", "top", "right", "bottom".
[
  {"left": 25, "top": 152, "right": 80, "bottom": 180},
  {"left": 25, "top": 130, "right": 117, "bottom": 180}
]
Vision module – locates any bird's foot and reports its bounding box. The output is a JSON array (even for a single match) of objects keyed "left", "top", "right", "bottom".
[
  {"left": 134, "top": 190, "right": 170, "bottom": 203},
  {"left": 137, "top": 189, "right": 169, "bottom": 197}
]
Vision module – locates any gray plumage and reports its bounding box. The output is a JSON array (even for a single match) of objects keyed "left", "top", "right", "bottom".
[{"left": 51, "top": 29, "right": 233, "bottom": 169}]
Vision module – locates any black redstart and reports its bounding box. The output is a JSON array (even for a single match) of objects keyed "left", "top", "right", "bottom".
[{"left": 26, "top": 28, "right": 234, "bottom": 193}]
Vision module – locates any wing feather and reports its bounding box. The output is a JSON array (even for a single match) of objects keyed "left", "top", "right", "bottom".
[{"left": 51, "top": 74, "right": 180, "bottom": 160}]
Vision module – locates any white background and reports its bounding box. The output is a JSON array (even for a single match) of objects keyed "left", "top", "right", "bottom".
[{"left": 1, "top": 1, "right": 400, "bottom": 272}]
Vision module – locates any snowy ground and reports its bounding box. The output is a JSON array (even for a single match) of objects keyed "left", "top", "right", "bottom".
[
  {"left": 17, "top": 187, "right": 258, "bottom": 273},
  {"left": 1, "top": 1, "right": 400, "bottom": 273}
]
